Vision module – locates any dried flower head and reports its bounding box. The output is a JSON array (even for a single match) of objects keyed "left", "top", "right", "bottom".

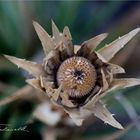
[{"left": 4, "top": 21, "right": 140, "bottom": 129}]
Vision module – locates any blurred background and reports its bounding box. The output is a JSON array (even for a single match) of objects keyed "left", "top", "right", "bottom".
[{"left": 0, "top": 1, "right": 140, "bottom": 140}]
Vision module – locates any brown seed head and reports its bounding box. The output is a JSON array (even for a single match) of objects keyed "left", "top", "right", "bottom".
[{"left": 57, "top": 57, "right": 96, "bottom": 97}]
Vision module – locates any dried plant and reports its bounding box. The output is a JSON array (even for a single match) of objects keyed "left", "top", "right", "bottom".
[{"left": 4, "top": 21, "right": 140, "bottom": 129}]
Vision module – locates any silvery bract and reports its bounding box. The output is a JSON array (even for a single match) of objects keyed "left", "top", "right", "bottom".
[{"left": 4, "top": 21, "right": 140, "bottom": 129}]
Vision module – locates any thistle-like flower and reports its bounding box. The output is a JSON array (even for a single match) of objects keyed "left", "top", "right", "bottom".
[{"left": 4, "top": 21, "right": 140, "bottom": 129}]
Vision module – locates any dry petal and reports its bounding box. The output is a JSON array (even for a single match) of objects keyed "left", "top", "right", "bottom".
[
  {"left": 51, "top": 20, "right": 62, "bottom": 44},
  {"left": 82, "top": 33, "right": 108, "bottom": 52},
  {"left": 63, "top": 26, "right": 72, "bottom": 41},
  {"left": 96, "top": 52, "right": 107, "bottom": 62},
  {"left": 101, "top": 78, "right": 140, "bottom": 98},
  {"left": 61, "top": 26, "right": 74, "bottom": 57},
  {"left": 64, "top": 89, "right": 103, "bottom": 126},
  {"left": 40, "top": 77, "right": 61, "bottom": 102},
  {"left": 65, "top": 100, "right": 123, "bottom": 129},
  {"left": 84, "top": 88, "right": 103, "bottom": 107},
  {"left": 26, "top": 78, "right": 43, "bottom": 92},
  {"left": 50, "top": 85, "right": 61, "bottom": 102},
  {"left": 4, "top": 55, "right": 46, "bottom": 77},
  {"left": 108, "top": 63, "right": 125, "bottom": 74},
  {"left": 33, "top": 21, "right": 55, "bottom": 55},
  {"left": 111, "top": 78, "right": 140, "bottom": 90},
  {"left": 77, "top": 33, "right": 108, "bottom": 58},
  {"left": 101, "top": 69, "right": 109, "bottom": 91},
  {"left": 92, "top": 101, "right": 123, "bottom": 129},
  {"left": 98, "top": 28, "right": 140, "bottom": 62},
  {"left": 60, "top": 91, "right": 75, "bottom": 108}
]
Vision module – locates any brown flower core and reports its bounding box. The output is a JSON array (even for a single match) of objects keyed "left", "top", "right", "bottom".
[{"left": 57, "top": 57, "right": 97, "bottom": 98}]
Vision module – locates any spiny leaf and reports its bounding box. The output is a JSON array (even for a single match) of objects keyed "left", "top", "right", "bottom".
[
  {"left": 33, "top": 21, "right": 55, "bottom": 55},
  {"left": 4, "top": 55, "right": 46, "bottom": 77},
  {"left": 101, "top": 78, "right": 140, "bottom": 98},
  {"left": 98, "top": 28, "right": 140, "bottom": 62},
  {"left": 92, "top": 101, "right": 123, "bottom": 129}
]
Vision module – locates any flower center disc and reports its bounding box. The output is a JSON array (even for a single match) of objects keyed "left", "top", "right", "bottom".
[{"left": 57, "top": 57, "right": 96, "bottom": 97}]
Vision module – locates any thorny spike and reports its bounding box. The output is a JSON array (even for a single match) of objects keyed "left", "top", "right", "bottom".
[
  {"left": 33, "top": 21, "right": 55, "bottom": 55},
  {"left": 93, "top": 101, "right": 123, "bottom": 129},
  {"left": 4, "top": 55, "right": 46, "bottom": 78},
  {"left": 51, "top": 20, "right": 62, "bottom": 44},
  {"left": 101, "top": 78, "right": 140, "bottom": 98},
  {"left": 66, "top": 100, "right": 123, "bottom": 129},
  {"left": 82, "top": 33, "right": 108, "bottom": 52},
  {"left": 98, "top": 28, "right": 140, "bottom": 62}
]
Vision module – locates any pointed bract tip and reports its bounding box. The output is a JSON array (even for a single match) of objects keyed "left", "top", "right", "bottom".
[
  {"left": 51, "top": 19, "right": 56, "bottom": 28},
  {"left": 119, "top": 124, "right": 124, "bottom": 130},
  {"left": 51, "top": 19, "right": 56, "bottom": 26},
  {"left": 99, "top": 33, "right": 108, "bottom": 39},
  {"left": 32, "top": 20, "right": 39, "bottom": 28},
  {"left": 4, "top": 54, "right": 19, "bottom": 63},
  {"left": 4, "top": 55, "right": 17, "bottom": 65},
  {"left": 63, "top": 26, "right": 72, "bottom": 40},
  {"left": 98, "top": 27, "right": 140, "bottom": 62},
  {"left": 51, "top": 19, "right": 61, "bottom": 42},
  {"left": 4, "top": 54, "right": 11, "bottom": 59},
  {"left": 32, "top": 21, "right": 45, "bottom": 33},
  {"left": 4, "top": 54, "right": 46, "bottom": 78},
  {"left": 32, "top": 20, "right": 36, "bottom": 24}
]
